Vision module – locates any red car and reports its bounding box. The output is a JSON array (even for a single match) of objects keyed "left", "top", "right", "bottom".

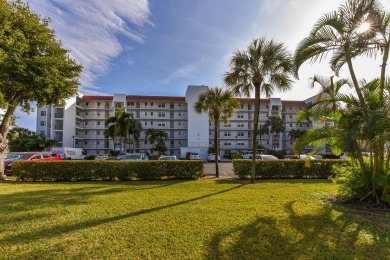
[{"left": 4, "top": 152, "right": 61, "bottom": 174}]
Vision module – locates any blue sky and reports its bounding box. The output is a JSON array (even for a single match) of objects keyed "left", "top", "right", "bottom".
[{"left": 16, "top": 0, "right": 390, "bottom": 130}]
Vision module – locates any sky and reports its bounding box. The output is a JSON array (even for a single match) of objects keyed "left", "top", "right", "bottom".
[{"left": 15, "top": 0, "right": 390, "bottom": 130}]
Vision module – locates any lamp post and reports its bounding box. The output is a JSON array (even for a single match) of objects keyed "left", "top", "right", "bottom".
[
  {"left": 72, "top": 135, "right": 75, "bottom": 148},
  {"left": 235, "top": 135, "right": 238, "bottom": 152}
]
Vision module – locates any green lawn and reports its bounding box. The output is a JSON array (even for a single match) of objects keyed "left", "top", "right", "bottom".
[{"left": 0, "top": 179, "right": 389, "bottom": 259}]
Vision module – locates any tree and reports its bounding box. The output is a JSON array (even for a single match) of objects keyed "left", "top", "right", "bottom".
[
  {"left": 294, "top": 79, "right": 390, "bottom": 203},
  {"left": 145, "top": 128, "right": 158, "bottom": 153},
  {"left": 257, "top": 124, "right": 269, "bottom": 148},
  {"left": 194, "top": 87, "right": 239, "bottom": 177},
  {"left": 224, "top": 38, "right": 294, "bottom": 183},
  {"left": 153, "top": 130, "right": 168, "bottom": 155},
  {"left": 104, "top": 109, "right": 132, "bottom": 153},
  {"left": 7, "top": 127, "right": 57, "bottom": 151},
  {"left": 0, "top": 0, "right": 82, "bottom": 179},
  {"left": 294, "top": 0, "right": 382, "bottom": 108},
  {"left": 288, "top": 129, "right": 306, "bottom": 140},
  {"left": 264, "top": 116, "right": 285, "bottom": 151},
  {"left": 126, "top": 118, "right": 142, "bottom": 152}
]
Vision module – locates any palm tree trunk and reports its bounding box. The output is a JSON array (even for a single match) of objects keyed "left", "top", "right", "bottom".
[
  {"left": 380, "top": 43, "right": 389, "bottom": 102},
  {"left": 345, "top": 46, "right": 365, "bottom": 108},
  {"left": 251, "top": 85, "right": 261, "bottom": 183},
  {"left": 214, "top": 119, "right": 219, "bottom": 178}
]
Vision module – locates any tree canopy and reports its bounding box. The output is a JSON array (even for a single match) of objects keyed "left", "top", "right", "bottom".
[{"left": 0, "top": 0, "right": 82, "bottom": 178}]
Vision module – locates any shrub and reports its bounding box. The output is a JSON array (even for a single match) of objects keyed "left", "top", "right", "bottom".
[
  {"left": 84, "top": 155, "right": 96, "bottom": 160},
  {"left": 231, "top": 153, "right": 242, "bottom": 159},
  {"left": 13, "top": 160, "right": 204, "bottom": 181},
  {"left": 149, "top": 154, "right": 160, "bottom": 160},
  {"left": 233, "top": 159, "right": 344, "bottom": 179},
  {"left": 334, "top": 161, "right": 390, "bottom": 204}
]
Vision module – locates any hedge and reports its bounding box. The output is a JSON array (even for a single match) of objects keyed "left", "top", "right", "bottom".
[
  {"left": 12, "top": 160, "right": 204, "bottom": 181},
  {"left": 233, "top": 159, "right": 345, "bottom": 179}
]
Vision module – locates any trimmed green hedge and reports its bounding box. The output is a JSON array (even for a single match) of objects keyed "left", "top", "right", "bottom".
[
  {"left": 233, "top": 159, "right": 345, "bottom": 179},
  {"left": 13, "top": 160, "right": 204, "bottom": 181}
]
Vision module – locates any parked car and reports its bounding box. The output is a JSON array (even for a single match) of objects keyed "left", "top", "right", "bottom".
[
  {"left": 256, "top": 154, "right": 278, "bottom": 160},
  {"left": 158, "top": 155, "right": 178, "bottom": 160},
  {"left": 120, "top": 153, "right": 149, "bottom": 161},
  {"left": 4, "top": 152, "right": 61, "bottom": 174},
  {"left": 242, "top": 151, "right": 260, "bottom": 159},
  {"left": 189, "top": 152, "right": 201, "bottom": 160},
  {"left": 95, "top": 155, "right": 109, "bottom": 160},
  {"left": 207, "top": 153, "right": 220, "bottom": 162}
]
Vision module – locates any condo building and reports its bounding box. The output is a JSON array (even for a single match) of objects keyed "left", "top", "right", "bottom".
[{"left": 36, "top": 85, "right": 328, "bottom": 158}]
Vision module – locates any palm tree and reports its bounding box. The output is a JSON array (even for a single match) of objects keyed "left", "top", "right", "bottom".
[
  {"left": 264, "top": 116, "right": 285, "bottom": 151},
  {"left": 309, "top": 75, "right": 352, "bottom": 112},
  {"left": 257, "top": 124, "right": 269, "bottom": 148},
  {"left": 154, "top": 130, "right": 169, "bottom": 155},
  {"left": 224, "top": 37, "right": 294, "bottom": 183},
  {"left": 294, "top": 0, "right": 382, "bottom": 108},
  {"left": 145, "top": 128, "right": 158, "bottom": 153},
  {"left": 294, "top": 79, "right": 390, "bottom": 203},
  {"left": 105, "top": 109, "right": 132, "bottom": 153},
  {"left": 194, "top": 87, "right": 240, "bottom": 177},
  {"left": 127, "top": 118, "right": 142, "bottom": 152}
]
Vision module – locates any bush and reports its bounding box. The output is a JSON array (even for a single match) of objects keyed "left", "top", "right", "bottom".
[
  {"left": 334, "top": 161, "right": 390, "bottom": 204},
  {"left": 13, "top": 160, "right": 204, "bottom": 181},
  {"left": 231, "top": 153, "right": 242, "bottom": 159},
  {"left": 84, "top": 155, "right": 96, "bottom": 160},
  {"left": 149, "top": 154, "right": 160, "bottom": 160},
  {"left": 233, "top": 159, "right": 345, "bottom": 179}
]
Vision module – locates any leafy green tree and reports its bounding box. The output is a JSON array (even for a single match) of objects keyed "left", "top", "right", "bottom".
[
  {"left": 7, "top": 127, "right": 58, "bottom": 151},
  {"left": 153, "top": 130, "right": 168, "bottom": 155},
  {"left": 288, "top": 129, "right": 306, "bottom": 140},
  {"left": 224, "top": 38, "right": 294, "bottom": 183},
  {"left": 195, "top": 87, "right": 239, "bottom": 177},
  {"left": 145, "top": 128, "right": 158, "bottom": 153},
  {"left": 264, "top": 116, "right": 285, "bottom": 151},
  {"left": 0, "top": 0, "right": 82, "bottom": 179}
]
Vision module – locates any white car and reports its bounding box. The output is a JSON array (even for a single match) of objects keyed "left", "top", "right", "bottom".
[
  {"left": 121, "top": 153, "right": 149, "bottom": 161},
  {"left": 207, "top": 153, "right": 220, "bottom": 162},
  {"left": 158, "top": 155, "right": 177, "bottom": 160},
  {"left": 189, "top": 152, "right": 201, "bottom": 160},
  {"left": 257, "top": 154, "right": 278, "bottom": 160},
  {"left": 242, "top": 151, "right": 260, "bottom": 159}
]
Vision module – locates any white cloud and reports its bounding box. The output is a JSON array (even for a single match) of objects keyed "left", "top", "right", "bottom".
[
  {"left": 163, "top": 64, "right": 199, "bottom": 85},
  {"left": 27, "top": 0, "right": 152, "bottom": 94}
]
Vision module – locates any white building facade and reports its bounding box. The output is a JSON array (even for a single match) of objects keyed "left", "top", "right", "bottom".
[{"left": 36, "top": 85, "right": 323, "bottom": 158}]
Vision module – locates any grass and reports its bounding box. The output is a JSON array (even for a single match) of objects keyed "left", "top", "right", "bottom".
[{"left": 0, "top": 179, "right": 389, "bottom": 259}]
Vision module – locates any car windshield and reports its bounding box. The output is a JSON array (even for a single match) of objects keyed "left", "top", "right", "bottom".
[
  {"left": 124, "top": 154, "right": 141, "bottom": 159},
  {"left": 12, "top": 153, "right": 34, "bottom": 160},
  {"left": 192, "top": 153, "right": 199, "bottom": 156}
]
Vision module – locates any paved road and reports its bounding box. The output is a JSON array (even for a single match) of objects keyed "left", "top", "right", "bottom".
[{"left": 203, "top": 162, "right": 234, "bottom": 177}]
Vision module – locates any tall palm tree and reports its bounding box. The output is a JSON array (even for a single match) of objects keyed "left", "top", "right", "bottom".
[
  {"left": 194, "top": 87, "right": 240, "bottom": 177},
  {"left": 264, "top": 116, "right": 285, "bottom": 151},
  {"left": 224, "top": 37, "right": 294, "bottom": 183},
  {"left": 294, "top": 0, "right": 382, "bottom": 108},
  {"left": 154, "top": 130, "right": 169, "bottom": 155},
  {"left": 127, "top": 118, "right": 142, "bottom": 152},
  {"left": 105, "top": 109, "right": 132, "bottom": 153},
  {"left": 257, "top": 124, "right": 269, "bottom": 148},
  {"left": 145, "top": 128, "right": 158, "bottom": 153}
]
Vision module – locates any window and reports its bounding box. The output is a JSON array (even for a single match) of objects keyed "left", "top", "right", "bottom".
[
  {"left": 97, "top": 102, "right": 100, "bottom": 106},
  {"left": 97, "top": 141, "right": 100, "bottom": 145},
  {"left": 224, "top": 132, "right": 231, "bottom": 137},
  {"left": 40, "top": 111, "right": 46, "bottom": 116},
  {"left": 289, "top": 115, "right": 292, "bottom": 119},
  {"left": 40, "top": 121, "right": 46, "bottom": 126},
  {"left": 145, "top": 122, "right": 147, "bottom": 125},
  {"left": 151, "top": 112, "right": 154, "bottom": 116},
  {"left": 97, "top": 122, "right": 100, "bottom": 125},
  {"left": 158, "top": 103, "right": 165, "bottom": 108},
  {"left": 40, "top": 131, "right": 45, "bottom": 135},
  {"left": 145, "top": 102, "right": 147, "bottom": 106},
  {"left": 299, "top": 124, "right": 302, "bottom": 127},
  {"left": 97, "top": 131, "right": 100, "bottom": 135},
  {"left": 237, "top": 114, "right": 244, "bottom": 119},
  {"left": 237, "top": 132, "right": 244, "bottom": 137},
  {"left": 179, "top": 112, "right": 181, "bottom": 116},
  {"left": 224, "top": 142, "right": 231, "bottom": 146},
  {"left": 85, "top": 102, "right": 89, "bottom": 107},
  {"left": 158, "top": 112, "right": 166, "bottom": 117},
  {"left": 151, "top": 102, "right": 153, "bottom": 106},
  {"left": 151, "top": 122, "right": 153, "bottom": 125},
  {"left": 290, "top": 124, "right": 292, "bottom": 127},
  {"left": 237, "top": 123, "right": 244, "bottom": 128},
  {"left": 144, "top": 141, "right": 147, "bottom": 144},
  {"left": 240, "top": 104, "right": 244, "bottom": 109},
  {"left": 145, "top": 112, "right": 147, "bottom": 116}
]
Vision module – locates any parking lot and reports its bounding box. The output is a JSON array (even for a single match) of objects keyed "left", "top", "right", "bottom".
[{"left": 203, "top": 162, "right": 234, "bottom": 177}]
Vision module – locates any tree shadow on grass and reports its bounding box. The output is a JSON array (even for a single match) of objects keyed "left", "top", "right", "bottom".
[
  {"left": 206, "top": 201, "right": 390, "bottom": 259},
  {"left": 0, "top": 183, "right": 245, "bottom": 247}
]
